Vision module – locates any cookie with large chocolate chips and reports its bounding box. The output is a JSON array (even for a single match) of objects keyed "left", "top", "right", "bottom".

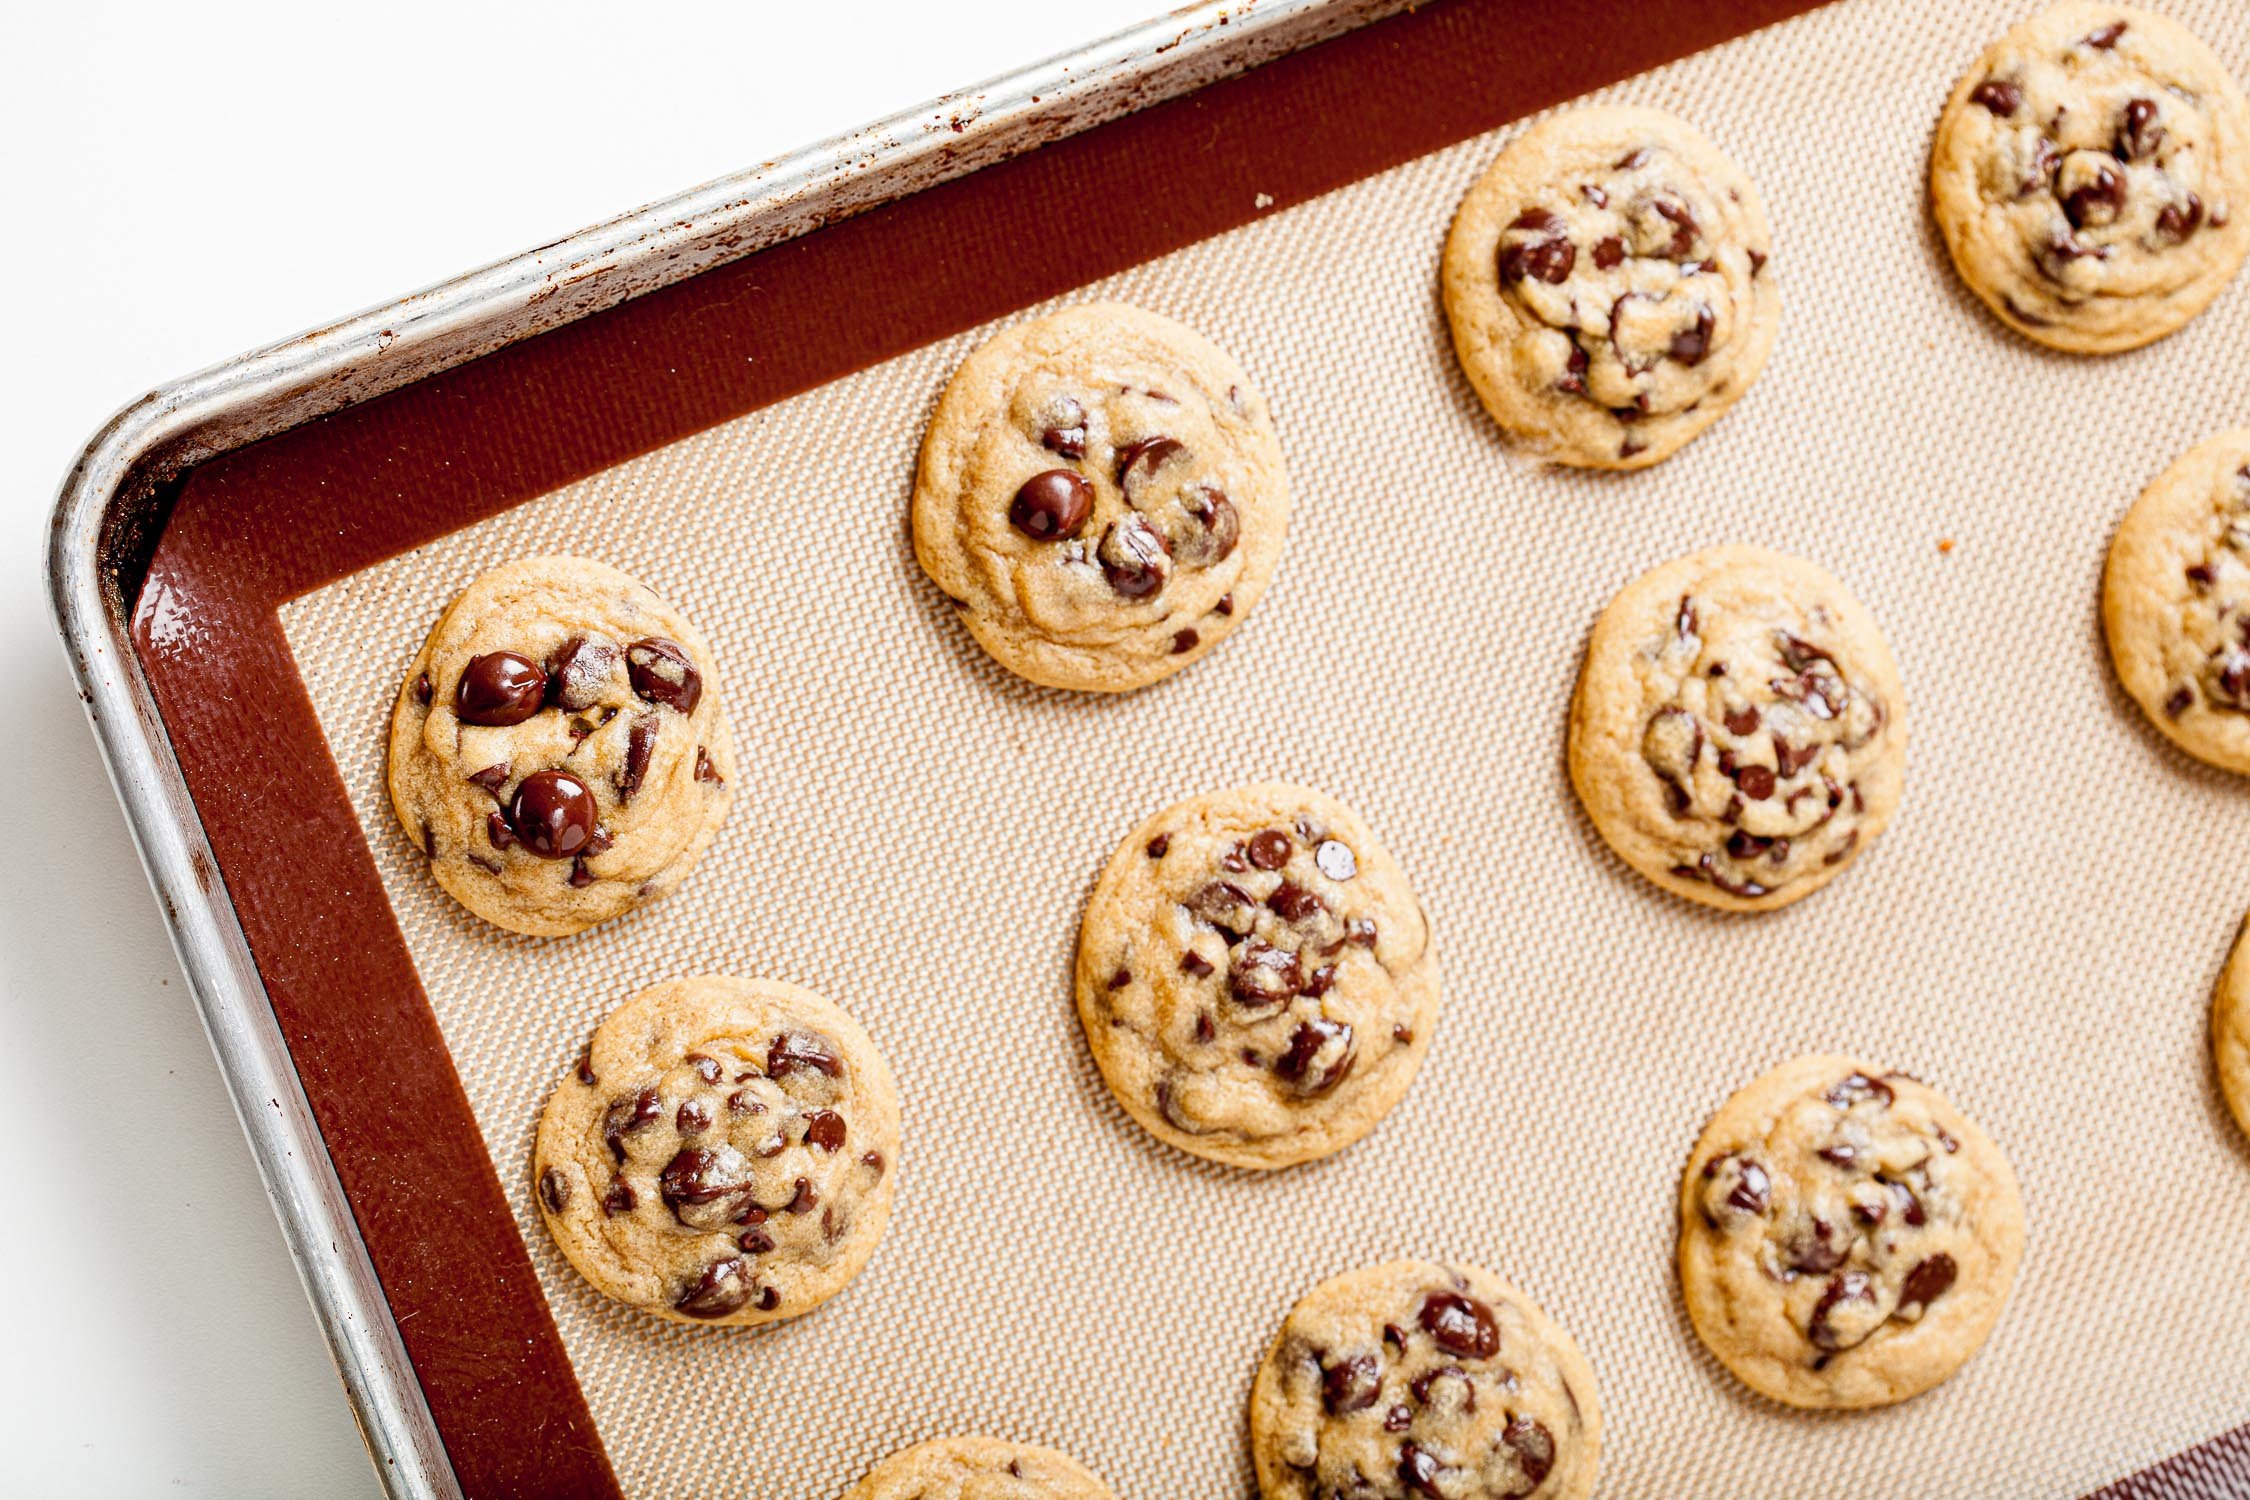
[
  {"left": 912, "top": 303, "right": 1291, "bottom": 693},
  {"left": 2212, "top": 914, "right": 2250, "bottom": 1140},
  {"left": 1569, "top": 545, "right": 1906, "bottom": 913},
  {"left": 1074, "top": 784, "right": 1439, "bottom": 1170},
  {"left": 2104, "top": 430, "right": 2250, "bottom": 773},
  {"left": 842, "top": 1436, "right": 1115, "bottom": 1499},
  {"left": 1677, "top": 1054, "right": 2024, "bottom": 1409},
  {"left": 385, "top": 556, "right": 734, "bottom": 937},
  {"left": 1249, "top": 1260, "right": 1601, "bottom": 1500},
  {"left": 1932, "top": 2, "right": 2250, "bottom": 354},
  {"left": 1442, "top": 105, "right": 1779, "bottom": 470},
  {"left": 533, "top": 975, "right": 899, "bottom": 1327}
]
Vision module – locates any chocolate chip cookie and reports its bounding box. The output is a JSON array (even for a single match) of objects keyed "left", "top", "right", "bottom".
[
  {"left": 1074, "top": 785, "right": 1439, "bottom": 1170},
  {"left": 1442, "top": 105, "right": 1778, "bottom": 470},
  {"left": 1249, "top": 1260, "right": 1601, "bottom": 1500},
  {"left": 386, "top": 556, "right": 734, "bottom": 937},
  {"left": 2214, "top": 916, "right": 2250, "bottom": 1139},
  {"left": 842, "top": 1437, "right": 1115, "bottom": 1499},
  {"left": 2104, "top": 429, "right": 2250, "bottom": 772},
  {"left": 1931, "top": 2, "right": 2250, "bottom": 354},
  {"left": 912, "top": 303, "right": 1291, "bottom": 693},
  {"left": 1678, "top": 1054, "right": 2025, "bottom": 1409},
  {"left": 1568, "top": 545, "right": 1906, "bottom": 912},
  {"left": 533, "top": 975, "right": 898, "bottom": 1326}
]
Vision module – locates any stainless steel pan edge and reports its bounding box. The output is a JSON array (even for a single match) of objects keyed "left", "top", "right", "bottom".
[{"left": 42, "top": 3, "right": 1400, "bottom": 1493}]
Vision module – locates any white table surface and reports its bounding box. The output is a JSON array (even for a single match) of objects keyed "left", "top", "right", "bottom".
[{"left": 0, "top": 3, "right": 1150, "bottom": 1491}]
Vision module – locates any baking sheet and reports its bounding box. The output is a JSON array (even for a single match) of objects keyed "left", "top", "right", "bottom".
[{"left": 279, "top": 0, "right": 2250, "bottom": 1492}]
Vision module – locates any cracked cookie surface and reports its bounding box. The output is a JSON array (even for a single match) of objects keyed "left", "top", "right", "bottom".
[
  {"left": 1442, "top": 104, "right": 1778, "bottom": 470},
  {"left": 912, "top": 302, "right": 1290, "bottom": 693},
  {"left": 1074, "top": 784, "right": 1439, "bottom": 1170},
  {"left": 841, "top": 1437, "right": 1114, "bottom": 1500},
  {"left": 386, "top": 556, "right": 734, "bottom": 937},
  {"left": 1678, "top": 1054, "right": 2024, "bottom": 1410},
  {"left": 2213, "top": 916, "right": 2250, "bottom": 1139},
  {"left": 2104, "top": 429, "right": 2250, "bottom": 773},
  {"left": 1932, "top": 2, "right": 2250, "bottom": 354},
  {"left": 1568, "top": 545, "right": 1906, "bottom": 913},
  {"left": 1249, "top": 1260, "right": 1600, "bottom": 1500},
  {"left": 534, "top": 975, "right": 899, "bottom": 1327}
]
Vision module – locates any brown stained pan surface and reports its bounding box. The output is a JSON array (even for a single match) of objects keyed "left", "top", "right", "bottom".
[{"left": 133, "top": 1, "right": 2245, "bottom": 1495}]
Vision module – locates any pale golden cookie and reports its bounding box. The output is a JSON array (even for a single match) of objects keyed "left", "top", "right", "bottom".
[
  {"left": 2103, "top": 429, "right": 2250, "bottom": 772},
  {"left": 1442, "top": 104, "right": 1778, "bottom": 470},
  {"left": 912, "top": 302, "right": 1290, "bottom": 693},
  {"left": 1568, "top": 545, "right": 1906, "bottom": 912},
  {"left": 2214, "top": 915, "right": 2250, "bottom": 1139},
  {"left": 1931, "top": 2, "right": 2250, "bottom": 354},
  {"left": 534, "top": 976, "right": 898, "bottom": 1326},
  {"left": 841, "top": 1437, "right": 1114, "bottom": 1500},
  {"left": 1678, "top": 1054, "right": 2024, "bottom": 1409},
  {"left": 386, "top": 555, "right": 734, "bottom": 937},
  {"left": 1074, "top": 784, "right": 1439, "bottom": 1170},
  {"left": 1249, "top": 1260, "right": 1601, "bottom": 1500}
]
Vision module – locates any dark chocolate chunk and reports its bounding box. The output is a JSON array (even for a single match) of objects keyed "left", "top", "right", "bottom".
[
  {"left": 545, "top": 636, "right": 616, "bottom": 711},
  {"left": 1274, "top": 1017, "right": 1356, "bottom": 1095},
  {"left": 626, "top": 638, "right": 702, "bottom": 714},
  {"left": 674, "top": 1257, "right": 754, "bottom": 1319},
  {"left": 1418, "top": 1290, "right": 1500, "bottom": 1358},
  {"left": 1899, "top": 1253, "right": 1958, "bottom": 1315},
  {"left": 769, "top": 1032, "right": 843, "bottom": 1079},
  {"left": 1321, "top": 1352, "right": 1381, "bottom": 1415},
  {"left": 618, "top": 712, "right": 659, "bottom": 803},
  {"left": 538, "top": 1167, "right": 570, "bottom": 1214}
]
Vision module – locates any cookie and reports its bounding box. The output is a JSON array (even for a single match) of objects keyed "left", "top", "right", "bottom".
[
  {"left": 1568, "top": 545, "right": 1906, "bottom": 912},
  {"left": 1678, "top": 1054, "right": 2025, "bottom": 1409},
  {"left": 1441, "top": 104, "right": 1778, "bottom": 470},
  {"left": 841, "top": 1438, "right": 1115, "bottom": 1500},
  {"left": 2103, "top": 429, "right": 2250, "bottom": 772},
  {"left": 1248, "top": 1259, "right": 1601, "bottom": 1500},
  {"left": 533, "top": 975, "right": 898, "bottom": 1326},
  {"left": 2214, "top": 915, "right": 2250, "bottom": 1139},
  {"left": 1931, "top": 2, "right": 2250, "bottom": 355},
  {"left": 386, "top": 555, "right": 735, "bottom": 937},
  {"left": 912, "top": 302, "right": 1291, "bottom": 693},
  {"left": 1074, "top": 784, "right": 1439, "bottom": 1170}
]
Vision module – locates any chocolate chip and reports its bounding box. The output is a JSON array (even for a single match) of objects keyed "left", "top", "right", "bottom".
[
  {"left": 1499, "top": 221, "right": 1576, "bottom": 286},
  {"left": 1504, "top": 1417, "right": 1556, "bottom": 1490},
  {"left": 1215, "top": 593, "right": 1234, "bottom": 616},
  {"left": 1008, "top": 469, "right": 1094, "bottom": 541},
  {"left": 1267, "top": 881, "right": 1326, "bottom": 924},
  {"left": 1346, "top": 917, "right": 1379, "bottom": 948},
  {"left": 1786, "top": 1217, "right": 1848, "bottom": 1275},
  {"left": 1970, "top": 78, "right": 2021, "bottom": 116},
  {"left": 1557, "top": 341, "right": 1590, "bottom": 396},
  {"left": 684, "top": 1053, "right": 721, "bottom": 1084},
  {"left": 861, "top": 1150, "right": 885, "bottom": 1174},
  {"left": 769, "top": 1032, "right": 843, "bottom": 1079},
  {"left": 2064, "top": 163, "right": 2126, "bottom": 229},
  {"left": 412, "top": 672, "right": 433, "bottom": 706},
  {"left": 1408, "top": 1364, "right": 1470, "bottom": 1409},
  {"left": 756, "top": 1287, "right": 781, "bottom": 1311},
  {"left": 454, "top": 651, "right": 547, "bottom": 727},
  {"left": 1146, "top": 834, "right": 1170, "bottom": 859},
  {"left": 1181, "top": 951, "right": 1215, "bottom": 979},
  {"left": 602, "top": 1087, "right": 662, "bottom": 1161},
  {"left": 1229, "top": 939, "right": 1301, "bottom": 1009},
  {"left": 1809, "top": 1269, "right": 1877, "bottom": 1350},
  {"left": 2166, "top": 686, "right": 2194, "bottom": 718},
  {"left": 601, "top": 1176, "right": 635, "bottom": 1216},
  {"left": 1723, "top": 705, "right": 1761, "bottom": 736},
  {"left": 1187, "top": 880, "right": 1257, "bottom": 938},
  {"left": 1724, "top": 1157, "right": 1771, "bottom": 1214},
  {"left": 676, "top": 1099, "right": 712, "bottom": 1135},
  {"left": 617, "top": 712, "right": 658, "bottom": 804},
  {"left": 626, "top": 638, "right": 702, "bottom": 714},
  {"left": 538, "top": 1167, "right": 570, "bottom": 1213},
  {"left": 738, "top": 1227, "right": 775, "bottom": 1254},
  {"left": 1177, "top": 486, "right": 1239, "bottom": 567},
  {"left": 1098, "top": 515, "right": 1170, "bottom": 599},
  {"left": 1115, "top": 435, "right": 1187, "bottom": 501},
  {"left": 1890, "top": 1179, "right": 1927, "bottom": 1227},
  {"left": 1398, "top": 1443, "right": 1445, "bottom": 1498},
  {"left": 545, "top": 637, "right": 616, "bottom": 711},
  {"left": 1314, "top": 840, "right": 1357, "bottom": 881},
  {"left": 1193, "top": 1012, "right": 1215, "bottom": 1043},
  {"left": 1773, "top": 738, "right": 1819, "bottom": 777},
  {"left": 675, "top": 1257, "right": 754, "bottom": 1319},
  {"left": 1303, "top": 965, "right": 1337, "bottom": 999},
  {"left": 785, "top": 1178, "right": 818, "bottom": 1214},
  {"left": 1825, "top": 1073, "right": 1895, "bottom": 1110},
  {"left": 1248, "top": 830, "right": 1293, "bottom": 870},
  {"left": 1668, "top": 305, "right": 1714, "bottom": 366},
  {"left": 575, "top": 1050, "right": 597, "bottom": 1086},
  {"left": 694, "top": 746, "right": 723, "bottom": 784},
  {"left": 1321, "top": 1352, "right": 1381, "bottom": 1415},
  {"left": 486, "top": 811, "right": 515, "bottom": 850},
  {"left": 1652, "top": 198, "right": 1698, "bottom": 257},
  {"left": 1275, "top": 1018, "right": 1356, "bottom": 1095},
  {"left": 1900, "top": 1253, "right": 1958, "bottom": 1316},
  {"left": 1171, "top": 629, "right": 1199, "bottom": 654},
  {"left": 2158, "top": 193, "right": 2206, "bottom": 242},
  {"left": 1818, "top": 1142, "right": 1859, "bottom": 1169},
  {"left": 2117, "top": 97, "right": 2164, "bottom": 161},
  {"left": 2084, "top": 20, "right": 2126, "bottom": 48},
  {"left": 660, "top": 1147, "right": 752, "bottom": 1212},
  {"left": 1418, "top": 1290, "right": 1499, "bottom": 1358},
  {"left": 1107, "top": 966, "right": 1131, "bottom": 990},
  {"left": 803, "top": 1110, "right": 846, "bottom": 1152},
  {"left": 1040, "top": 396, "right": 1087, "bottom": 458},
  {"left": 508, "top": 770, "right": 597, "bottom": 859},
  {"left": 1593, "top": 236, "right": 1625, "bottom": 270}
]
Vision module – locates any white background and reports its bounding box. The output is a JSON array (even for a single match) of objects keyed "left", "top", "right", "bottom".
[{"left": 0, "top": 3, "right": 1148, "bottom": 1492}]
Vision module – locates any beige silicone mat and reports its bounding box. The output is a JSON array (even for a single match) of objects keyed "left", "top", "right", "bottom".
[{"left": 280, "top": 1, "right": 2250, "bottom": 1493}]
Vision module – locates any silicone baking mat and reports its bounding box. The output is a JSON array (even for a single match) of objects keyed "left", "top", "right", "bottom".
[{"left": 274, "top": 1, "right": 2250, "bottom": 1492}]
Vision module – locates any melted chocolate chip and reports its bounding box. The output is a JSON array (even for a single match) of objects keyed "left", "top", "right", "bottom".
[
  {"left": 1248, "top": 830, "right": 1293, "bottom": 870},
  {"left": 738, "top": 1227, "right": 775, "bottom": 1254},
  {"left": 2063, "top": 163, "right": 2126, "bottom": 229},
  {"left": 1146, "top": 834, "right": 1170, "bottom": 859},
  {"left": 485, "top": 811, "right": 515, "bottom": 851},
  {"left": 1499, "top": 212, "right": 1577, "bottom": 285},
  {"left": 1825, "top": 1073, "right": 1895, "bottom": 1110},
  {"left": 1346, "top": 917, "right": 1379, "bottom": 948},
  {"left": 784, "top": 1178, "right": 819, "bottom": 1214},
  {"left": 1723, "top": 705, "right": 1761, "bottom": 736},
  {"left": 1274, "top": 1018, "right": 1356, "bottom": 1095},
  {"left": 1652, "top": 198, "right": 1699, "bottom": 257},
  {"left": 618, "top": 713, "right": 659, "bottom": 803},
  {"left": 601, "top": 1087, "right": 662, "bottom": 1161},
  {"left": 2158, "top": 194, "right": 2206, "bottom": 242},
  {"left": 545, "top": 637, "right": 616, "bottom": 711},
  {"left": 454, "top": 651, "right": 547, "bottom": 727},
  {"left": 1668, "top": 305, "right": 1714, "bottom": 367},
  {"left": 1504, "top": 1416, "right": 1556, "bottom": 1490},
  {"left": 803, "top": 1110, "right": 847, "bottom": 1152},
  {"left": 1900, "top": 1253, "right": 1958, "bottom": 1314},
  {"left": 675, "top": 1258, "right": 755, "bottom": 1319},
  {"left": 1098, "top": 515, "right": 1170, "bottom": 599},
  {"left": 769, "top": 1032, "right": 843, "bottom": 1079},
  {"left": 1267, "top": 881, "right": 1326, "bottom": 924},
  {"left": 659, "top": 1147, "right": 749, "bottom": 1210},
  {"left": 1970, "top": 78, "right": 2021, "bottom": 116},
  {"left": 1592, "top": 235, "right": 1625, "bottom": 270},
  {"left": 1398, "top": 1443, "right": 1445, "bottom": 1498},
  {"left": 1178, "top": 486, "right": 1239, "bottom": 567},
  {"left": 1726, "top": 1158, "right": 1771, "bottom": 1214},
  {"left": 467, "top": 762, "right": 511, "bottom": 796},
  {"left": 1809, "top": 1270, "right": 1877, "bottom": 1350},
  {"left": 1188, "top": 880, "right": 1257, "bottom": 939},
  {"left": 538, "top": 1167, "right": 570, "bottom": 1213},
  {"left": 2118, "top": 97, "right": 2164, "bottom": 161},
  {"left": 601, "top": 1176, "right": 636, "bottom": 1216},
  {"left": 1008, "top": 469, "right": 1094, "bottom": 541},
  {"left": 508, "top": 769, "right": 598, "bottom": 859},
  {"left": 1786, "top": 1218, "right": 1848, "bottom": 1275},
  {"left": 1040, "top": 396, "right": 1087, "bottom": 458},
  {"left": 1181, "top": 951, "right": 1215, "bottom": 979},
  {"left": 1115, "top": 435, "right": 1187, "bottom": 498},
  {"left": 1229, "top": 939, "right": 1302, "bottom": 1010},
  {"left": 1418, "top": 1290, "right": 1499, "bottom": 1359},
  {"left": 1321, "top": 1352, "right": 1381, "bottom": 1415},
  {"left": 1171, "top": 628, "right": 1199, "bottom": 654},
  {"left": 626, "top": 639, "right": 702, "bottom": 714},
  {"left": 2083, "top": 20, "right": 2126, "bottom": 48},
  {"left": 675, "top": 1099, "right": 712, "bottom": 1135}
]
